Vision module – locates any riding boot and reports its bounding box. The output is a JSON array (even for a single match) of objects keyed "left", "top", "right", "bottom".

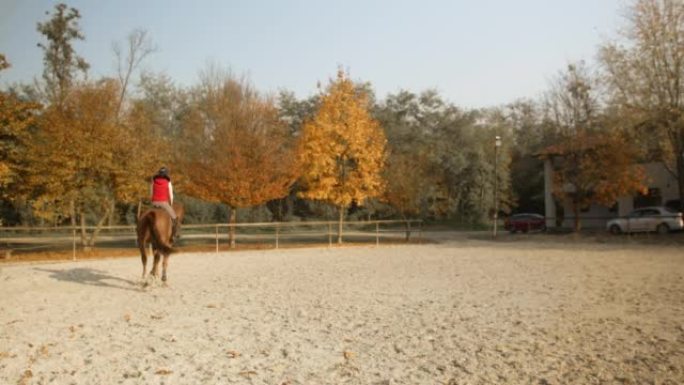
[{"left": 172, "top": 218, "right": 180, "bottom": 240}]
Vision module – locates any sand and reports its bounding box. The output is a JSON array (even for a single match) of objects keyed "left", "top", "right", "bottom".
[{"left": 1, "top": 232, "right": 683, "bottom": 384}]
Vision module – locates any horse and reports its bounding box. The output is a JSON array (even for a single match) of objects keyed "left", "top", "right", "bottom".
[{"left": 136, "top": 202, "right": 185, "bottom": 285}]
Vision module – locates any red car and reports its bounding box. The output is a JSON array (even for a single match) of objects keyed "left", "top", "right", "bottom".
[{"left": 504, "top": 213, "right": 546, "bottom": 233}]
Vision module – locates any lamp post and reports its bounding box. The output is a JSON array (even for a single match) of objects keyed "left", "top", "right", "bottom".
[{"left": 493, "top": 135, "right": 502, "bottom": 237}]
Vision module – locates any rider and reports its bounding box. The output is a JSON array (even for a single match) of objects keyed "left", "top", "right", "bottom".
[{"left": 150, "top": 166, "right": 180, "bottom": 240}]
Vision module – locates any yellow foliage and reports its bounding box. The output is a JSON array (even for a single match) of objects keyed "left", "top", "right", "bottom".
[{"left": 298, "top": 70, "right": 386, "bottom": 208}]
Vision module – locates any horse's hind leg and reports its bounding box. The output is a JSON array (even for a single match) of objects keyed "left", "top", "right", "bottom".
[
  {"left": 151, "top": 250, "right": 161, "bottom": 279},
  {"left": 161, "top": 253, "right": 169, "bottom": 283},
  {"left": 139, "top": 242, "right": 148, "bottom": 280}
]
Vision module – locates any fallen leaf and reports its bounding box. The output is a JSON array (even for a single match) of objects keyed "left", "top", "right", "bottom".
[
  {"left": 239, "top": 370, "right": 257, "bottom": 378},
  {"left": 18, "top": 369, "right": 33, "bottom": 385},
  {"left": 38, "top": 345, "right": 49, "bottom": 357}
]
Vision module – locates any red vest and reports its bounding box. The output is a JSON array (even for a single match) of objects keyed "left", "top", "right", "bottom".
[{"left": 151, "top": 177, "right": 170, "bottom": 202}]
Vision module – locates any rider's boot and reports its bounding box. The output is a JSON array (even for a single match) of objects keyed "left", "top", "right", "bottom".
[{"left": 171, "top": 218, "right": 180, "bottom": 241}]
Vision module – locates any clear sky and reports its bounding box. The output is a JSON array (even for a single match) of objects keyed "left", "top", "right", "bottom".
[{"left": 1, "top": 0, "right": 626, "bottom": 108}]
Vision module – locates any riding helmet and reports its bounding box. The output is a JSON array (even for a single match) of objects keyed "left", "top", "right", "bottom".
[{"left": 155, "top": 166, "right": 171, "bottom": 180}]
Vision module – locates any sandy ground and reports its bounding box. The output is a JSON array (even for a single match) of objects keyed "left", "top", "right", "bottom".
[{"left": 1, "top": 232, "right": 683, "bottom": 385}]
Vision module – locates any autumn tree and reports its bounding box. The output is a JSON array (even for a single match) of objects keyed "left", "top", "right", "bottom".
[
  {"left": 543, "top": 63, "right": 646, "bottom": 231},
  {"left": 26, "top": 80, "right": 161, "bottom": 247},
  {"left": 0, "top": 55, "right": 40, "bottom": 205},
  {"left": 36, "top": 3, "right": 89, "bottom": 106},
  {"left": 542, "top": 131, "right": 646, "bottom": 231},
  {"left": 298, "top": 70, "right": 386, "bottom": 243},
  {"left": 179, "top": 69, "right": 298, "bottom": 248},
  {"left": 600, "top": 0, "right": 684, "bottom": 211}
]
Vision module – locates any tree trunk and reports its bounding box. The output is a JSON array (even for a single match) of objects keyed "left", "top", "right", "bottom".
[
  {"left": 86, "top": 201, "right": 113, "bottom": 249},
  {"left": 677, "top": 148, "right": 684, "bottom": 212},
  {"left": 403, "top": 214, "right": 411, "bottom": 242},
  {"left": 79, "top": 213, "right": 89, "bottom": 250},
  {"left": 228, "top": 206, "right": 236, "bottom": 249},
  {"left": 337, "top": 205, "right": 345, "bottom": 244},
  {"left": 108, "top": 200, "right": 116, "bottom": 226},
  {"left": 572, "top": 200, "right": 581, "bottom": 232}
]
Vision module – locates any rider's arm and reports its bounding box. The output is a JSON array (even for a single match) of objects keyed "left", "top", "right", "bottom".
[{"left": 168, "top": 182, "right": 174, "bottom": 205}]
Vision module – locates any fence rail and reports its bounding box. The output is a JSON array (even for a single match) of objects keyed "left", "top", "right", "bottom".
[{"left": 0, "top": 219, "right": 423, "bottom": 260}]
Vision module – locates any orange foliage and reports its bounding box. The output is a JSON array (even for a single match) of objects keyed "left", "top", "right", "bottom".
[
  {"left": 0, "top": 55, "right": 40, "bottom": 194},
  {"left": 179, "top": 77, "right": 298, "bottom": 211},
  {"left": 542, "top": 130, "right": 647, "bottom": 230},
  {"left": 26, "top": 80, "right": 163, "bottom": 227}
]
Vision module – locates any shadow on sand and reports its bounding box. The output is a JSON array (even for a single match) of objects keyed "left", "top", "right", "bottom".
[{"left": 35, "top": 267, "right": 141, "bottom": 292}]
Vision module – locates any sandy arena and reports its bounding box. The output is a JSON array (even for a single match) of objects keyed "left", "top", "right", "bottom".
[{"left": 1, "top": 233, "right": 683, "bottom": 384}]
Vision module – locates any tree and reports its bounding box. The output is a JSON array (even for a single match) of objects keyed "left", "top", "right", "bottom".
[
  {"left": 137, "top": 71, "right": 188, "bottom": 138},
  {"left": 542, "top": 131, "right": 647, "bottom": 231},
  {"left": 179, "top": 69, "right": 298, "bottom": 248},
  {"left": 600, "top": 0, "right": 684, "bottom": 211},
  {"left": 375, "top": 89, "right": 512, "bottom": 224},
  {"left": 26, "top": 80, "right": 161, "bottom": 247},
  {"left": 542, "top": 63, "right": 646, "bottom": 231},
  {"left": 298, "top": 70, "right": 386, "bottom": 243},
  {"left": 0, "top": 55, "right": 40, "bottom": 201},
  {"left": 36, "top": 3, "right": 89, "bottom": 105},
  {"left": 112, "top": 29, "right": 156, "bottom": 118},
  {"left": 382, "top": 151, "right": 432, "bottom": 239},
  {"left": 503, "top": 100, "right": 546, "bottom": 214}
]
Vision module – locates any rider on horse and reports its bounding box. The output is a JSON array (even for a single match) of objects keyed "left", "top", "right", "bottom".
[{"left": 150, "top": 166, "right": 180, "bottom": 240}]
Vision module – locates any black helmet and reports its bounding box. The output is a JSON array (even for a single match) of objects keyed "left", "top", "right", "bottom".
[{"left": 155, "top": 166, "right": 170, "bottom": 180}]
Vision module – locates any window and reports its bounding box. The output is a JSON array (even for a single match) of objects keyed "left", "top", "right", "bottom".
[
  {"left": 642, "top": 209, "right": 659, "bottom": 217},
  {"left": 634, "top": 188, "right": 662, "bottom": 208},
  {"left": 608, "top": 202, "right": 618, "bottom": 213}
]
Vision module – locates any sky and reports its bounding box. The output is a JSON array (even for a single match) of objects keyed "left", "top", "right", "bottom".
[{"left": 0, "top": 0, "right": 627, "bottom": 108}]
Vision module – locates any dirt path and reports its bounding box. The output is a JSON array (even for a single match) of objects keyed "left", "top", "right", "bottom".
[{"left": 1, "top": 236, "right": 683, "bottom": 384}]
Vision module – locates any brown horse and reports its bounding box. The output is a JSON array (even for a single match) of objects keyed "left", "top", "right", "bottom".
[{"left": 136, "top": 202, "right": 185, "bottom": 284}]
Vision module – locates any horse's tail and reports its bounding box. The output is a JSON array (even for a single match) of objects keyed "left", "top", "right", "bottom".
[{"left": 143, "top": 211, "right": 174, "bottom": 254}]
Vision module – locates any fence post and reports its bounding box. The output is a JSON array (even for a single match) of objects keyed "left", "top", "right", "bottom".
[
  {"left": 418, "top": 221, "right": 423, "bottom": 243},
  {"left": 275, "top": 223, "right": 280, "bottom": 249},
  {"left": 328, "top": 222, "right": 332, "bottom": 248},
  {"left": 375, "top": 221, "right": 379, "bottom": 246},
  {"left": 215, "top": 225, "right": 219, "bottom": 254},
  {"left": 72, "top": 227, "right": 76, "bottom": 261}
]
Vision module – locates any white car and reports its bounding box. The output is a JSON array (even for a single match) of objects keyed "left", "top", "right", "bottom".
[{"left": 607, "top": 206, "right": 684, "bottom": 234}]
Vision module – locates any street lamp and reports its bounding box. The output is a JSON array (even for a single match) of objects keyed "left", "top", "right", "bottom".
[{"left": 493, "top": 135, "right": 502, "bottom": 237}]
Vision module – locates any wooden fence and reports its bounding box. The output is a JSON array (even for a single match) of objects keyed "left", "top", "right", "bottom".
[{"left": 0, "top": 219, "right": 423, "bottom": 260}]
